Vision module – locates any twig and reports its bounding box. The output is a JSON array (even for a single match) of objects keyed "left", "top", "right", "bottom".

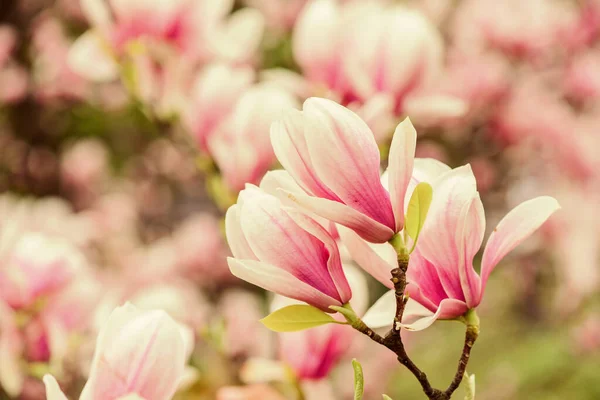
[
  {"left": 445, "top": 316, "right": 479, "bottom": 397},
  {"left": 347, "top": 247, "right": 480, "bottom": 399}
]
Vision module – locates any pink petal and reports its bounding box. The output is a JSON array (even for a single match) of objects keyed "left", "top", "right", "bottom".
[
  {"left": 225, "top": 205, "right": 258, "bottom": 260},
  {"left": 43, "top": 375, "right": 69, "bottom": 400},
  {"left": 362, "top": 289, "right": 395, "bottom": 329},
  {"left": 406, "top": 251, "right": 450, "bottom": 309},
  {"left": 388, "top": 117, "right": 416, "bottom": 231},
  {"left": 239, "top": 188, "right": 342, "bottom": 301},
  {"left": 480, "top": 196, "right": 560, "bottom": 301},
  {"left": 270, "top": 110, "right": 341, "bottom": 200},
  {"left": 278, "top": 187, "right": 394, "bottom": 243},
  {"left": 456, "top": 194, "right": 485, "bottom": 308},
  {"left": 292, "top": 0, "right": 340, "bottom": 83},
  {"left": 286, "top": 209, "right": 352, "bottom": 304},
  {"left": 303, "top": 98, "right": 395, "bottom": 230},
  {"left": 212, "top": 8, "right": 265, "bottom": 63},
  {"left": 399, "top": 298, "right": 468, "bottom": 331},
  {"left": 81, "top": 304, "right": 187, "bottom": 400},
  {"left": 417, "top": 165, "right": 483, "bottom": 303},
  {"left": 228, "top": 258, "right": 342, "bottom": 311},
  {"left": 337, "top": 225, "right": 395, "bottom": 288}
]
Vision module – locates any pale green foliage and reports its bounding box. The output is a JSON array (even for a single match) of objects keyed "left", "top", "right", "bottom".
[
  {"left": 260, "top": 304, "right": 342, "bottom": 332},
  {"left": 405, "top": 182, "right": 433, "bottom": 251},
  {"left": 352, "top": 359, "right": 364, "bottom": 400}
]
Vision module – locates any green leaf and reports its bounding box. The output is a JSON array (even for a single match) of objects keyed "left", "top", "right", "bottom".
[
  {"left": 405, "top": 182, "right": 433, "bottom": 247},
  {"left": 260, "top": 305, "right": 340, "bottom": 332},
  {"left": 464, "top": 373, "right": 476, "bottom": 400},
  {"left": 352, "top": 359, "right": 364, "bottom": 400},
  {"left": 382, "top": 396, "right": 393, "bottom": 400}
]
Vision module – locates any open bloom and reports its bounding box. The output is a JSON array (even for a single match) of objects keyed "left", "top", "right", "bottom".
[
  {"left": 43, "top": 303, "right": 188, "bottom": 400},
  {"left": 270, "top": 97, "right": 416, "bottom": 243},
  {"left": 225, "top": 185, "right": 352, "bottom": 311},
  {"left": 342, "top": 162, "right": 560, "bottom": 330}
]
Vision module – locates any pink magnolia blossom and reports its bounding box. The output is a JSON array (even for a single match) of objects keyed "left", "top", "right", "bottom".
[
  {"left": 270, "top": 97, "right": 416, "bottom": 242},
  {"left": 341, "top": 162, "right": 559, "bottom": 330},
  {"left": 344, "top": 4, "right": 443, "bottom": 112},
  {"left": 43, "top": 303, "right": 188, "bottom": 400},
  {"left": 220, "top": 290, "right": 274, "bottom": 358},
  {"left": 31, "top": 16, "right": 90, "bottom": 102},
  {"left": 208, "top": 83, "right": 299, "bottom": 191},
  {"left": 293, "top": 0, "right": 442, "bottom": 110},
  {"left": 183, "top": 63, "right": 255, "bottom": 151},
  {"left": 0, "top": 233, "right": 87, "bottom": 310},
  {"left": 225, "top": 185, "right": 352, "bottom": 311},
  {"left": 69, "top": 0, "right": 264, "bottom": 81},
  {"left": 451, "top": 0, "right": 572, "bottom": 60}
]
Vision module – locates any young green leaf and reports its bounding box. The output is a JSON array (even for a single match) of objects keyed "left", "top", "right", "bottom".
[
  {"left": 352, "top": 359, "right": 364, "bottom": 400},
  {"left": 464, "top": 373, "right": 476, "bottom": 400},
  {"left": 404, "top": 182, "right": 433, "bottom": 248},
  {"left": 260, "top": 304, "right": 341, "bottom": 332},
  {"left": 382, "top": 395, "right": 393, "bottom": 400}
]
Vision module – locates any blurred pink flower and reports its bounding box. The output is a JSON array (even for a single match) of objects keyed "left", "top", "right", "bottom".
[
  {"left": 270, "top": 98, "right": 416, "bottom": 242},
  {"left": 69, "top": 0, "right": 264, "bottom": 81},
  {"left": 183, "top": 63, "right": 255, "bottom": 151},
  {"left": 563, "top": 50, "right": 600, "bottom": 103},
  {"left": 172, "top": 214, "right": 231, "bottom": 284},
  {"left": 44, "top": 303, "right": 188, "bottom": 400},
  {"left": 341, "top": 163, "right": 559, "bottom": 330},
  {"left": 279, "top": 316, "right": 351, "bottom": 380},
  {"left": 226, "top": 185, "right": 352, "bottom": 311},
  {"left": 60, "top": 139, "right": 110, "bottom": 209},
  {"left": 0, "top": 233, "right": 87, "bottom": 310},
  {"left": 451, "top": 0, "right": 572, "bottom": 61},
  {"left": 220, "top": 290, "right": 273, "bottom": 358},
  {"left": 208, "top": 83, "right": 299, "bottom": 191},
  {"left": 294, "top": 0, "right": 442, "bottom": 111},
  {"left": 491, "top": 77, "right": 595, "bottom": 180},
  {"left": 344, "top": 4, "right": 443, "bottom": 112},
  {"left": 31, "top": 16, "right": 90, "bottom": 101},
  {"left": 0, "top": 63, "right": 28, "bottom": 104}
]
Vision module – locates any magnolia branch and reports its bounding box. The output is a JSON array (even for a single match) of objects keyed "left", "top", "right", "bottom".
[{"left": 349, "top": 253, "right": 480, "bottom": 400}]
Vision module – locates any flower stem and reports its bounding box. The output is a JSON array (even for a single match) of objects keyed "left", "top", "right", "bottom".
[
  {"left": 444, "top": 311, "right": 480, "bottom": 397},
  {"left": 346, "top": 240, "right": 480, "bottom": 399}
]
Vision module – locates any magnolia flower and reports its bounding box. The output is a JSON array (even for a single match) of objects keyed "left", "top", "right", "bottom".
[
  {"left": 225, "top": 185, "right": 352, "bottom": 311},
  {"left": 293, "top": 0, "right": 442, "bottom": 110},
  {"left": 0, "top": 233, "right": 87, "bottom": 310},
  {"left": 270, "top": 97, "right": 416, "bottom": 243},
  {"left": 208, "top": 83, "right": 299, "bottom": 191},
  {"left": 344, "top": 4, "right": 443, "bottom": 111},
  {"left": 183, "top": 63, "right": 255, "bottom": 151},
  {"left": 69, "top": 0, "right": 264, "bottom": 81},
  {"left": 343, "top": 162, "right": 560, "bottom": 330},
  {"left": 43, "top": 303, "right": 188, "bottom": 400}
]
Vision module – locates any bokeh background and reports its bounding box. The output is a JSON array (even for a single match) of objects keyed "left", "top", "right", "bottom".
[{"left": 0, "top": 0, "right": 599, "bottom": 399}]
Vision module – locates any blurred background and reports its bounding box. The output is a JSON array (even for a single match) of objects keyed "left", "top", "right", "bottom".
[{"left": 0, "top": 0, "right": 599, "bottom": 399}]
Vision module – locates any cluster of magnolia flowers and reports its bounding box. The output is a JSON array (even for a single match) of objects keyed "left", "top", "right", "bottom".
[
  {"left": 2, "top": 0, "right": 600, "bottom": 398},
  {"left": 224, "top": 98, "right": 560, "bottom": 398}
]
